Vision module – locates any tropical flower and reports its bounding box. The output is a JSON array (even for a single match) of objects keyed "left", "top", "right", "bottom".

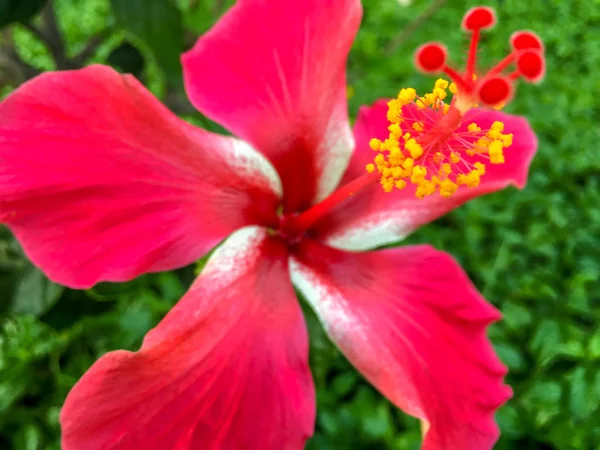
[{"left": 0, "top": 2, "right": 542, "bottom": 449}]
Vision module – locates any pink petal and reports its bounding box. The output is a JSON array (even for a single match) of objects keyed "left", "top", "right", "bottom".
[
  {"left": 312, "top": 100, "right": 537, "bottom": 250},
  {"left": 61, "top": 226, "right": 315, "bottom": 450},
  {"left": 290, "top": 240, "right": 511, "bottom": 450},
  {"left": 182, "top": 0, "right": 362, "bottom": 212},
  {"left": 0, "top": 66, "right": 282, "bottom": 288}
]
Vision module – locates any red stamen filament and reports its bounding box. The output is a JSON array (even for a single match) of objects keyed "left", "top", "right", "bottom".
[
  {"left": 488, "top": 52, "right": 517, "bottom": 76},
  {"left": 465, "top": 29, "right": 480, "bottom": 80},
  {"left": 284, "top": 171, "right": 379, "bottom": 234},
  {"left": 508, "top": 70, "right": 521, "bottom": 80},
  {"left": 442, "top": 66, "right": 470, "bottom": 92}
]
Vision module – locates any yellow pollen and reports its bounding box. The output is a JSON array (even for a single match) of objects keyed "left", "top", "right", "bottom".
[
  {"left": 366, "top": 79, "right": 513, "bottom": 198},
  {"left": 369, "top": 138, "right": 381, "bottom": 151},
  {"left": 488, "top": 140, "right": 505, "bottom": 164},
  {"left": 397, "top": 88, "right": 417, "bottom": 105},
  {"left": 468, "top": 123, "right": 481, "bottom": 132},
  {"left": 395, "top": 180, "right": 407, "bottom": 190},
  {"left": 405, "top": 138, "right": 424, "bottom": 159},
  {"left": 388, "top": 123, "right": 402, "bottom": 138},
  {"left": 441, "top": 163, "right": 452, "bottom": 176},
  {"left": 440, "top": 179, "right": 458, "bottom": 197},
  {"left": 412, "top": 122, "right": 424, "bottom": 132},
  {"left": 474, "top": 161, "right": 486, "bottom": 175},
  {"left": 435, "top": 78, "right": 449, "bottom": 90}
]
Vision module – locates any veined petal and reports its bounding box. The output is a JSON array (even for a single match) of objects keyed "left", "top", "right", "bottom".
[
  {"left": 0, "top": 66, "right": 282, "bottom": 288},
  {"left": 61, "top": 226, "right": 315, "bottom": 450},
  {"left": 182, "top": 0, "right": 362, "bottom": 212},
  {"left": 291, "top": 240, "right": 511, "bottom": 450},
  {"left": 312, "top": 100, "right": 537, "bottom": 251}
]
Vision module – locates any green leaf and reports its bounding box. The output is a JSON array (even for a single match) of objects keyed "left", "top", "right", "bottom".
[
  {"left": 0, "top": 0, "right": 47, "bottom": 28},
  {"left": 9, "top": 264, "right": 63, "bottom": 316},
  {"left": 528, "top": 319, "right": 562, "bottom": 367},
  {"left": 568, "top": 367, "right": 599, "bottom": 420},
  {"left": 110, "top": 0, "right": 183, "bottom": 83},
  {"left": 589, "top": 328, "right": 600, "bottom": 360},
  {"left": 495, "top": 342, "right": 527, "bottom": 372},
  {"left": 107, "top": 42, "right": 145, "bottom": 78}
]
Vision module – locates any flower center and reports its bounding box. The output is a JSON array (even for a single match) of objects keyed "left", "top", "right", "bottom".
[
  {"left": 368, "top": 5, "right": 545, "bottom": 198},
  {"left": 366, "top": 79, "right": 514, "bottom": 199}
]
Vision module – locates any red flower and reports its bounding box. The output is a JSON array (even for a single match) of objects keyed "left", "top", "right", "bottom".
[{"left": 0, "top": 2, "right": 541, "bottom": 449}]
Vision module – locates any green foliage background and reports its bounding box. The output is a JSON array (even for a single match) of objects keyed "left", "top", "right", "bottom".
[{"left": 1, "top": 0, "right": 599, "bottom": 449}]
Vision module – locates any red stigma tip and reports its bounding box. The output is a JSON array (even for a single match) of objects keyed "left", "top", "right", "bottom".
[
  {"left": 516, "top": 50, "right": 546, "bottom": 83},
  {"left": 415, "top": 43, "right": 447, "bottom": 73},
  {"left": 476, "top": 76, "right": 513, "bottom": 106},
  {"left": 462, "top": 6, "right": 497, "bottom": 32},
  {"left": 411, "top": 6, "right": 543, "bottom": 109},
  {"left": 511, "top": 30, "right": 544, "bottom": 52}
]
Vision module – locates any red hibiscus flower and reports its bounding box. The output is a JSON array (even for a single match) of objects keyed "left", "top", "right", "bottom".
[{"left": 0, "top": 2, "right": 543, "bottom": 449}]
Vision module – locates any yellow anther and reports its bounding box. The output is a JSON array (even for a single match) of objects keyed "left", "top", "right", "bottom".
[
  {"left": 416, "top": 99, "right": 427, "bottom": 109},
  {"left": 422, "top": 93, "right": 436, "bottom": 106},
  {"left": 489, "top": 140, "right": 505, "bottom": 164},
  {"left": 391, "top": 167, "right": 403, "bottom": 179},
  {"left": 388, "top": 123, "right": 402, "bottom": 138},
  {"left": 501, "top": 134, "right": 513, "bottom": 146},
  {"left": 395, "top": 180, "right": 407, "bottom": 190},
  {"left": 487, "top": 121, "right": 505, "bottom": 139},
  {"left": 369, "top": 138, "right": 381, "bottom": 151},
  {"left": 491, "top": 121, "right": 505, "bottom": 132},
  {"left": 381, "top": 177, "right": 395, "bottom": 192},
  {"left": 457, "top": 170, "right": 481, "bottom": 188},
  {"left": 475, "top": 138, "right": 491, "bottom": 149},
  {"left": 403, "top": 132, "right": 412, "bottom": 142},
  {"left": 405, "top": 138, "right": 423, "bottom": 159},
  {"left": 441, "top": 163, "right": 452, "bottom": 176},
  {"left": 433, "top": 88, "right": 447, "bottom": 101},
  {"left": 411, "top": 165, "right": 427, "bottom": 184},
  {"left": 397, "top": 88, "right": 417, "bottom": 105},
  {"left": 449, "top": 83, "right": 458, "bottom": 94},
  {"left": 415, "top": 180, "right": 436, "bottom": 199},
  {"left": 374, "top": 153, "right": 386, "bottom": 165},
  {"left": 435, "top": 78, "right": 449, "bottom": 90},
  {"left": 439, "top": 179, "right": 458, "bottom": 197},
  {"left": 474, "top": 162, "right": 486, "bottom": 175},
  {"left": 412, "top": 122, "right": 424, "bottom": 132},
  {"left": 466, "top": 170, "right": 481, "bottom": 187},
  {"left": 386, "top": 100, "right": 403, "bottom": 124},
  {"left": 402, "top": 158, "right": 414, "bottom": 170},
  {"left": 468, "top": 123, "right": 481, "bottom": 133},
  {"left": 384, "top": 137, "right": 400, "bottom": 151},
  {"left": 366, "top": 163, "right": 375, "bottom": 173},
  {"left": 449, "top": 152, "right": 461, "bottom": 163},
  {"left": 443, "top": 103, "right": 450, "bottom": 114}
]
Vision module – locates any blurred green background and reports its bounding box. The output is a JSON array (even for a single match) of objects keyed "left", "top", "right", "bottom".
[{"left": 1, "top": 0, "right": 599, "bottom": 449}]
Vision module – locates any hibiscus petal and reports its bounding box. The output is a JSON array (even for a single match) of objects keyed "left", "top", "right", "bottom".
[
  {"left": 0, "top": 65, "right": 282, "bottom": 288},
  {"left": 311, "top": 100, "right": 537, "bottom": 251},
  {"left": 290, "top": 240, "right": 511, "bottom": 450},
  {"left": 182, "top": 0, "right": 362, "bottom": 212},
  {"left": 61, "top": 226, "right": 315, "bottom": 450}
]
